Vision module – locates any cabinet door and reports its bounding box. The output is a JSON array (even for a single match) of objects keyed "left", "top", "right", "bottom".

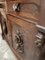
[{"left": 11, "top": 20, "right": 41, "bottom": 60}]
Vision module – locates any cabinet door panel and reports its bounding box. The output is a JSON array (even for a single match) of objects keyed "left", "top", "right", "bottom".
[{"left": 11, "top": 20, "right": 39, "bottom": 60}]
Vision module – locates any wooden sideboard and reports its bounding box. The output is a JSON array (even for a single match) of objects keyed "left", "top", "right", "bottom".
[{"left": 1, "top": 0, "right": 45, "bottom": 60}]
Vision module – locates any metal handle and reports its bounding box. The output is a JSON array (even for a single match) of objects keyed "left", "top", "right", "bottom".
[{"left": 12, "top": 3, "right": 21, "bottom": 12}]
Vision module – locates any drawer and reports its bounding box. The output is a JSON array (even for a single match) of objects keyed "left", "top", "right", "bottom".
[{"left": 7, "top": 0, "right": 40, "bottom": 17}]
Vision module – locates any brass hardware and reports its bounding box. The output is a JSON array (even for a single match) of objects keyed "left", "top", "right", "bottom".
[
  {"left": 12, "top": 3, "right": 21, "bottom": 12},
  {"left": 15, "top": 30, "right": 24, "bottom": 54}
]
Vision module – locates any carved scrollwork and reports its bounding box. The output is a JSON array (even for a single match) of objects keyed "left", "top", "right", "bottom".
[
  {"left": 15, "top": 30, "right": 24, "bottom": 54},
  {"left": 12, "top": 3, "right": 21, "bottom": 12}
]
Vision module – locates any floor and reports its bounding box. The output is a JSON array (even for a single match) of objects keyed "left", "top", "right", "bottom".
[{"left": 0, "top": 25, "right": 18, "bottom": 60}]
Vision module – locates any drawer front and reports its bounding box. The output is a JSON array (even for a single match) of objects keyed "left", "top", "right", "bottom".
[{"left": 7, "top": 0, "right": 40, "bottom": 17}]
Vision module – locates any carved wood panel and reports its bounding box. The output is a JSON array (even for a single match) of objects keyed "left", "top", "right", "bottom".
[{"left": 7, "top": 14, "right": 41, "bottom": 60}]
